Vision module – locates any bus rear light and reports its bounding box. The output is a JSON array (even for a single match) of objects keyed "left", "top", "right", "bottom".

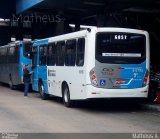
[
  {"left": 90, "top": 68, "right": 98, "bottom": 87},
  {"left": 115, "top": 78, "right": 125, "bottom": 84},
  {"left": 91, "top": 75, "right": 96, "bottom": 80},
  {"left": 142, "top": 70, "right": 149, "bottom": 87},
  {"left": 90, "top": 70, "right": 95, "bottom": 75}
]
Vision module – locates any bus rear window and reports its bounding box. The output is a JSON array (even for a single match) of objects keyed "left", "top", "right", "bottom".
[{"left": 96, "top": 33, "right": 146, "bottom": 64}]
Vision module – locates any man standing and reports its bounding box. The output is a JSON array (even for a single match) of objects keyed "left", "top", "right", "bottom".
[{"left": 23, "top": 64, "right": 33, "bottom": 97}]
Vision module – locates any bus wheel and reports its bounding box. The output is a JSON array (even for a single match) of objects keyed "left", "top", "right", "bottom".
[
  {"left": 63, "top": 85, "right": 73, "bottom": 107},
  {"left": 39, "top": 82, "right": 49, "bottom": 100}
]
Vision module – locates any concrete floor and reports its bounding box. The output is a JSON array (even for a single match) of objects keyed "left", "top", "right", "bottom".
[{"left": 0, "top": 85, "right": 160, "bottom": 133}]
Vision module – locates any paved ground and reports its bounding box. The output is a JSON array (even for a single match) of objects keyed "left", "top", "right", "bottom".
[{"left": 0, "top": 84, "right": 160, "bottom": 133}]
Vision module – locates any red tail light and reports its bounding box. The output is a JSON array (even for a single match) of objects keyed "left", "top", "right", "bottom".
[
  {"left": 90, "top": 68, "right": 98, "bottom": 87},
  {"left": 142, "top": 70, "right": 149, "bottom": 87},
  {"left": 115, "top": 79, "right": 125, "bottom": 84},
  {"left": 91, "top": 75, "right": 96, "bottom": 80}
]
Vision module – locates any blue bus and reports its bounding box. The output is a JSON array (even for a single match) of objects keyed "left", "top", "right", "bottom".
[
  {"left": 0, "top": 41, "right": 32, "bottom": 89},
  {"left": 31, "top": 27, "right": 150, "bottom": 107}
]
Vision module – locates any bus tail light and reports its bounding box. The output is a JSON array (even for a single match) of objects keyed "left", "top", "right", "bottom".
[
  {"left": 90, "top": 68, "right": 98, "bottom": 87},
  {"left": 142, "top": 70, "right": 149, "bottom": 87}
]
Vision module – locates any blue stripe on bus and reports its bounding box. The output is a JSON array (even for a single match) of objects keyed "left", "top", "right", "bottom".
[
  {"left": 33, "top": 39, "right": 48, "bottom": 46},
  {"left": 120, "top": 61, "right": 146, "bottom": 89}
]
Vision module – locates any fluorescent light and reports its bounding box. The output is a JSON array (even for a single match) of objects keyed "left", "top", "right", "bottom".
[
  {"left": 0, "top": 18, "right": 4, "bottom": 21},
  {"left": 69, "top": 24, "right": 96, "bottom": 29}
]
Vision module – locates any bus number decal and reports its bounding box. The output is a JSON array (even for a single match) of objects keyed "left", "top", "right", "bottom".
[
  {"left": 48, "top": 70, "right": 56, "bottom": 76},
  {"left": 114, "top": 35, "right": 127, "bottom": 40}
]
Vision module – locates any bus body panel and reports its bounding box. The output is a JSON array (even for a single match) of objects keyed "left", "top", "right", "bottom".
[
  {"left": 32, "top": 67, "right": 39, "bottom": 91},
  {"left": 94, "top": 61, "right": 147, "bottom": 89},
  {"left": 38, "top": 66, "right": 48, "bottom": 93},
  {"left": 32, "top": 67, "right": 48, "bottom": 93},
  {"left": 0, "top": 45, "right": 20, "bottom": 85},
  {"left": 86, "top": 85, "right": 149, "bottom": 99},
  {"left": 47, "top": 66, "right": 86, "bottom": 99}
]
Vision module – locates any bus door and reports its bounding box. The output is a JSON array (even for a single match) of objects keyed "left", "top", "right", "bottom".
[
  {"left": 47, "top": 68, "right": 56, "bottom": 95},
  {"left": 31, "top": 46, "right": 39, "bottom": 91},
  {"left": 74, "top": 38, "right": 86, "bottom": 99},
  {"left": 47, "top": 43, "right": 56, "bottom": 95}
]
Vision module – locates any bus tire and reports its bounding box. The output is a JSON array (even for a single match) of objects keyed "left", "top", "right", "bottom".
[
  {"left": 63, "top": 85, "right": 74, "bottom": 107},
  {"left": 9, "top": 75, "right": 14, "bottom": 90},
  {"left": 39, "top": 82, "right": 49, "bottom": 100}
]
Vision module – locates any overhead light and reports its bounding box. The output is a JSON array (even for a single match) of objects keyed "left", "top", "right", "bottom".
[
  {"left": 69, "top": 24, "right": 75, "bottom": 28},
  {"left": 5, "top": 19, "right": 10, "bottom": 22},
  {"left": 23, "top": 38, "right": 32, "bottom": 42},
  {"left": 69, "top": 24, "right": 96, "bottom": 29},
  {"left": 11, "top": 36, "right": 16, "bottom": 42},
  {"left": 0, "top": 18, "right": 4, "bottom": 22}
]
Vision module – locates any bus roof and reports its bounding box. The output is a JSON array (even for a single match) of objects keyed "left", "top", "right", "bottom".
[
  {"left": 32, "top": 27, "right": 148, "bottom": 46},
  {"left": 33, "top": 29, "right": 88, "bottom": 46}
]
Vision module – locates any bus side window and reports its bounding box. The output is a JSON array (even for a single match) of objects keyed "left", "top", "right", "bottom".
[
  {"left": 56, "top": 41, "right": 65, "bottom": 66},
  {"left": 65, "top": 39, "right": 76, "bottom": 66},
  {"left": 40, "top": 45, "right": 47, "bottom": 66},
  {"left": 76, "top": 38, "right": 85, "bottom": 66},
  {"left": 47, "top": 43, "right": 56, "bottom": 66}
]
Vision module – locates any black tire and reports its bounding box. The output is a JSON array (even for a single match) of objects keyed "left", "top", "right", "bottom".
[
  {"left": 39, "top": 82, "right": 49, "bottom": 100},
  {"left": 63, "top": 85, "right": 74, "bottom": 107}
]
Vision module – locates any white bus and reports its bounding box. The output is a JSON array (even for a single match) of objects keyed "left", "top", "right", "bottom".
[{"left": 31, "top": 27, "right": 150, "bottom": 107}]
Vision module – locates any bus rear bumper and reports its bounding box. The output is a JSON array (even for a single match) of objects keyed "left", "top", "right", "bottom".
[{"left": 86, "top": 85, "right": 149, "bottom": 99}]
